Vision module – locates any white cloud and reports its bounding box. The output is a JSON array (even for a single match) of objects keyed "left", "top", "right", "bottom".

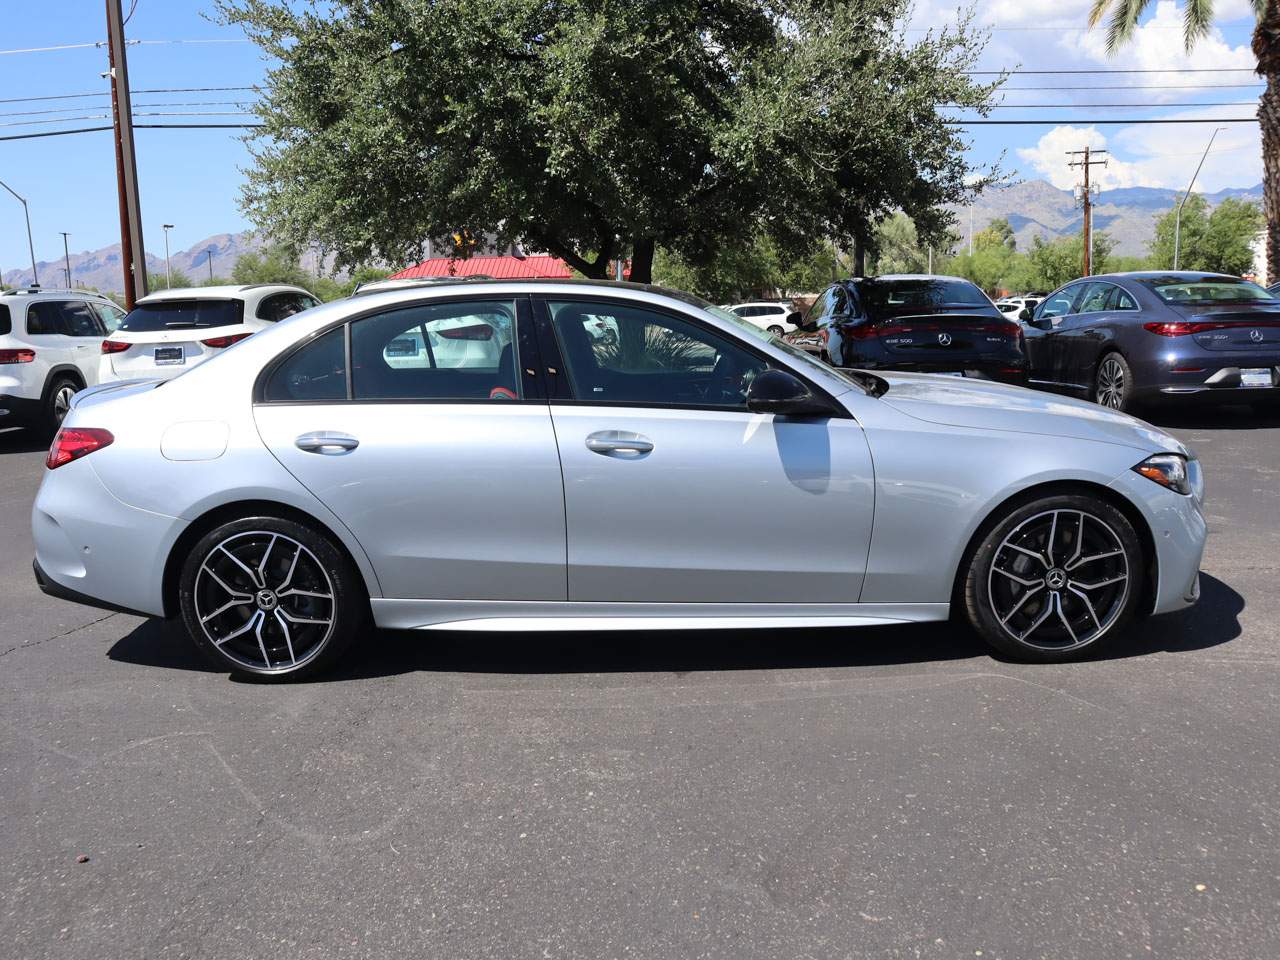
[{"left": 1016, "top": 126, "right": 1154, "bottom": 189}]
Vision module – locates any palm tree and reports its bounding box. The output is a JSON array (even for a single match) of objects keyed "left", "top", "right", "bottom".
[{"left": 1087, "top": 1, "right": 1275, "bottom": 277}]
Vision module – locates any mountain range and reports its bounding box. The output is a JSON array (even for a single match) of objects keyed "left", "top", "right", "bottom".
[
  {"left": 949, "top": 180, "right": 1264, "bottom": 258},
  {"left": 2, "top": 179, "right": 1266, "bottom": 293}
]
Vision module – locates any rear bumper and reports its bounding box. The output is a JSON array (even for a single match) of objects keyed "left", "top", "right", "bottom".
[
  {"left": 0, "top": 392, "right": 42, "bottom": 427},
  {"left": 1133, "top": 357, "right": 1280, "bottom": 403},
  {"left": 841, "top": 359, "right": 1028, "bottom": 385}
]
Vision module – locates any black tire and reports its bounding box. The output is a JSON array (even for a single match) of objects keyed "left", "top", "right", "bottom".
[
  {"left": 177, "top": 515, "right": 368, "bottom": 681},
  {"left": 963, "top": 492, "right": 1146, "bottom": 662},
  {"left": 1093, "top": 352, "right": 1134, "bottom": 412},
  {"left": 42, "top": 375, "right": 80, "bottom": 435},
  {"left": 767, "top": 324, "right": 785, "bottom": 336}
]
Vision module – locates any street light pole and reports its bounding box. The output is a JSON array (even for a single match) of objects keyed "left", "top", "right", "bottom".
[
  {"left": 0, "top": 177, "right": 39, "bottom": 287},
  {"left": 162, "top": 223, "right": 174, "bottom": 288},
  {"left": 59, "top": 232, "right": 72, "bottom": 288},
  {"left": 1173, "top": 126, "right": 1226, "bottom": 271},
  {"left": 207, "top": 248, "right": 214, "bottom": 282}
]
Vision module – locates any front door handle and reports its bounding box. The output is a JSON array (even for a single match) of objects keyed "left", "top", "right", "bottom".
[
  {"left": 295, "top": 431, "right": 359, "bottom": 455},
  {"left": 585, "top": 430, "right": 654, "bottom": 457}
]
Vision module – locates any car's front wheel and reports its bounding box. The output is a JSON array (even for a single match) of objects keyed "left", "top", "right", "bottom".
[
  {"left": 767, "top": 324, "right": 784, "bottom": 336},
  {"left": 177, "top": 515, "right": 367, "bottom": 680},
  {"left": 963, "top": 493, "right": 1145, "bottom": 662}
]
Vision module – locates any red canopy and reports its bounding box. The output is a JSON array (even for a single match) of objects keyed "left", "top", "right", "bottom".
[{"left": 390, "top": 254, "right": 573, "bottom": 280}]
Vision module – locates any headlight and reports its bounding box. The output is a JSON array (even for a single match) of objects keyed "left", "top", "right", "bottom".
[{"left": 1133, "top": 453, "right": 1192, "bottom": 496}]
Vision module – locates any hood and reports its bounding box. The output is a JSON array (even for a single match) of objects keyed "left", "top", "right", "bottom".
[{"left": 876, "top": 372, "right": 1189, "bottom": 456}]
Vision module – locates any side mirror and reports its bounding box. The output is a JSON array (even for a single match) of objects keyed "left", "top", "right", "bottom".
[
  {"left": 1019, "top": 307, "right": 1033, "bottom": 322},
  {"left": 746, "top": 369, "right": 834, "bottom": 417}
]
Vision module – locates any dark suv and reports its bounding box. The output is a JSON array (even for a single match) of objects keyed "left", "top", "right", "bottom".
[{"left": 801, "top": 275, "right": 1027, "bottom": 383}]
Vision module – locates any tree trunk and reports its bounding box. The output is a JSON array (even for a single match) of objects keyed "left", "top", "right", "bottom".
[
  {"left": 628, "top": 237, "right": 656, "bottom": 285},
  {"left": 1254, "top": 2, "right": 1280, "bottom": 283}
]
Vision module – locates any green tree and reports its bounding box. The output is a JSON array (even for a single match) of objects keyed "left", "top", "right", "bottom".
[
  {"left": 1086, "top": 0, "right": 1277, "bottom": 279},
  {"left": 230, "top": 245, "right": 313, "bottom": 287},
  {"left": 1149, "top": 195, "right": 1263, "bottom": 275},
  {"left": 872, "top": 213, "right": 930, "bottom": 275},
  {"left": 218, "top": 0, "right": 1000, "bottom": 284},
  {"left": 974, "top": 216, "right": 1016, "bottom": 251},
  {"left": 653, "top": 235, "right": 838, "bottom": 302},
  {"left": 1024, "top": 232, "right": 1117, "bottom": 290},
  {"left": 147, "top": 268, "right": 195, "bottom": 291}
]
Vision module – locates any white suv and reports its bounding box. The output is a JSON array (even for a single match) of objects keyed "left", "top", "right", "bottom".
[
  {"left": 0, "top": 287, "right": 127, "bottom": 433},
  {"left": 723, "top": 301, "right": 798, "bottom": 335},
  {"left": 100, "top": 284, "right": 320, "bottom": 384}
]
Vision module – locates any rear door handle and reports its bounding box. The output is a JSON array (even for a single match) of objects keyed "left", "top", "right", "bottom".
[
  {"left": 585, "top": 430, "right": 653, "bottom": 457},
  {"left": 295, "top": 431, "right": 359, "bottom": 455}
]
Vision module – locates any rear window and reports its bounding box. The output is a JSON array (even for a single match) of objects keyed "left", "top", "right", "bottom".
[
  {"left": 1140, "top": 277, "right": 1274, "bottom": 305},
  {"left": 0, "top": 303, "right": 9, "bottom": 336},
  {"left": 120, "top": 298, "right": 244, "bottom": 332},
  {"left": 857, "top": 278, "right": 990, "bottom": 315}
]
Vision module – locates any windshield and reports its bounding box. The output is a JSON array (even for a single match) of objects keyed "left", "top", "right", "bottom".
[
  {"left": 705, "top": 305, "right": 879, "bottom": 395},
  {"left": 857, "top": 278, "right": 991, "bottom": 314},
  {"left": 1139, "top": 277, "right": 1275, "bottom": 305},
  {"left": 120, "top": 299, "right": 243, "bottom": 332}
]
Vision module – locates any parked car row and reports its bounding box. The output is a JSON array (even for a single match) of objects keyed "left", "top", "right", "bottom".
[
  {"left": 793, "top": 271, "right": 1280, "bottom": 413},
  {"left": 1, "top": 283, "right": 319, "bottom": 433}
]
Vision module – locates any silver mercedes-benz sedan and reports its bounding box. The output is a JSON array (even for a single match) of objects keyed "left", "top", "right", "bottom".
[{"left": 31, "top": 280, "right": 1206, "bottom": 680}]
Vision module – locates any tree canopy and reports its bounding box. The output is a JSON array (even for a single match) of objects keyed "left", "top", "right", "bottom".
[
  {"left": 1147, "top": 195, "right": 1264, "bottom": 276},
  {"left": 219, "top": 0, "right": 1000, "bottom": 283}
]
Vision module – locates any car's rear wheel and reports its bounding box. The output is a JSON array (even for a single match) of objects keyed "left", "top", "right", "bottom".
[
  {"left": 42, "top": 376, "right": 79, "bottom": 434},
  {"left": 1094, "top": 352, "right": 1134, "bottom": 412},
  {"left": 767, "top": 324, "right": 784, "bottom": 336},
  {"left": 963, "top": 493, "right": 1145, "bottom": 662},
  {"left": 178, "top": 515, "right": 367, "bottom": 680}
]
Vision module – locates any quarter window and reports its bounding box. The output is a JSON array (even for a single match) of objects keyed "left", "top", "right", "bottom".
[
  {"left": 93, "top": 301, "right": 126, "bottom": 332},
  {"left": 548, "top": 300, "right": 767, "bottom": 408},
  {"left": 257, "top": 292, "right": 318, "bottom": 322},
  {"left": 350, "top": 300, "right": 519, "bottom": 401},
  {"left": 1111, "top": 287, "right": 1138, "bottom": 311},
  {"left": 264, "top": 327, "right": 347, "bottom": 402}
]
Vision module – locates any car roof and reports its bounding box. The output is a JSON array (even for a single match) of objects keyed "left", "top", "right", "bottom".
[
  {"left": 136, "top": 283, "right": 315, "bottom": 303},
  {"left": 847, "top": 274, "right": 972, "bottom": 284},
  {"left": 0, "top": 286, "right": 116, "bottom": 301},
  {"left": 1084, "top": 271, "right": 1244, "bottom": 282},
  {"left": 335, "top": 277, "right": 718, "bottom": 313}
]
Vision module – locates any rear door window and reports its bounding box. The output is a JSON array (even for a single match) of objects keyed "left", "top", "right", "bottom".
[
  {"left": 351, "top": 300, "right": 519, "bottom": 401},
  {"left": 58, "top": 301, "right": 103, "bottom": 337},
  {"left": 1075, "top": 283, "right": 1111, "bottom": 315},
  {"left": 120, "top": 299, "right": 244, "bottom": 333}
]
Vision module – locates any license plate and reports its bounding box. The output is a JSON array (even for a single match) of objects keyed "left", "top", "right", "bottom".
[
  {"left": 1240, "top": 367, "right": 1272, "bottom": 388},
  {"left": 154, "top": 346, "right": 185, "bottom": 366}
]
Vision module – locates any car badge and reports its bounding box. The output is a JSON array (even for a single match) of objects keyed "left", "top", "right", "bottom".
[
  {"left": 1250, "top": 328, "right": 1264, "bottom": 343},
  {"left": 937, "top": 332, "right": 953, "bottom": 346}
]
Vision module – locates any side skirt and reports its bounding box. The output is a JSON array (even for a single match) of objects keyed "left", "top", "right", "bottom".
[{"left": 370, "top": 599, "right": 951, "bottom": 632}]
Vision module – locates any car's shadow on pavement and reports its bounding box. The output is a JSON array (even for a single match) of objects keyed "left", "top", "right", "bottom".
[
  {"left": 107, "top": 574, "right": 1244, "bottom": 680},
  {"left": 1141, "top": 403, "right": 1280, "bottom": 431},
  {"left": 0, "top": 427, "right": 50, "bottom": 454}
]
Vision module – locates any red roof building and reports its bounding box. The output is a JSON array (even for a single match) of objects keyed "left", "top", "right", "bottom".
[{"left": 390, "top": 254, "right": 573, "bottom": 281}]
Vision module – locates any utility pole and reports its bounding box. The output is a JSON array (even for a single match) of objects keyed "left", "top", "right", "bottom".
[
  {"left": 207, "top": 248, "right": 215, "bottom": 282},
  {"left": 0, "top": 177, "right": 39, "bottom": 286},
  {"left": 106, "top": 0, "right": 147, "bottom": 308},
  {"left": 59, "top": 232, "right": 72, "bottom": 288},
  {"left": 1068, "top": 146, "right": 1107, "bottom": 277},
  {"left": 1174, "top": 126, "right": 1226, "bottom": 271},
  {"left": 162, "top": 223, "right": 174, "bottom": 287}
]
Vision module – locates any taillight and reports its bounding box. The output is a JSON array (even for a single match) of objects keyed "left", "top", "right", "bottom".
[
  {"left": 46, "top": 426, "right": 114, "bottom": 470},
  {"left": 0, "top": 348, "right": 35, "bottom": 364},
  {"left": 101, "top": 339, "right": 130, "bottom": 354},
  {"left": 200, "top": 332, "right": 253, "bottom": 349},
  {"left": 1145, "top": 319, "right": 1280, "bottom": 336}
]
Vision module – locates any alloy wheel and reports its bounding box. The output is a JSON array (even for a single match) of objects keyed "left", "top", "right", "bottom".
[
  {"left": 52, "top": 384, "right": 75, "bottom": 423},
  {"left": 987, "top": 509, "right": 1130, "bottom": 652},
  {"left": 193, "top": 531, "right": 336, "bottom": 672},
  {"left": 1096, "top": 356, "right": 1126, "bottom": 409}
]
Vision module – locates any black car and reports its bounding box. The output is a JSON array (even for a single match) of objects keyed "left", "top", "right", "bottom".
[
  {"left": 1023, "top": 271, "right": 1280, "bottom": 412},
  {"left": 802, "top": 275, "right": 1027, "bottom": 384}
]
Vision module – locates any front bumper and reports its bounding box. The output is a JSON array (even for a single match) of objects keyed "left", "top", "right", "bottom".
[{"left": 1107, "top": 468, "right": 1207, "bottom": 615}]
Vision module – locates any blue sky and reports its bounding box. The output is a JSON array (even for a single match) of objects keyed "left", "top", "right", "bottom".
[{"left": 0, "top": 1, "right": 1265, "bottom": 274}]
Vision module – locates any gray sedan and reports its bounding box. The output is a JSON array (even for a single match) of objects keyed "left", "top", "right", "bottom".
[
  {"left": 32, "top": 280, "right": 1205, "bottom": 680},
  {"left": 1024, "top": 271, "right": 1280, "bottom": 411}
]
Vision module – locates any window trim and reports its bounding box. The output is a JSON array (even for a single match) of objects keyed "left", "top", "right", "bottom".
[
  {"left": 531, "top": 293, "right": 850, "bottom": 418},
  {"left": 254, "top": 293, "right": 538, "bottom": 406}
]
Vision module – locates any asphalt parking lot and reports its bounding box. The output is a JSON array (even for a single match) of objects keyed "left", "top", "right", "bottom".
[{"left": 1, "top": 407, "right": 1278, "bottom": 960}]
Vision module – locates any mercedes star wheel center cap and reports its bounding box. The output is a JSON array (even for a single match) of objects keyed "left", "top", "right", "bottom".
[
  {"left": 1046, "top": 568, "right": 1068, "bottom": 591},
  {"left": 255, "top": 589, "right": 279, "bottom": 611}
]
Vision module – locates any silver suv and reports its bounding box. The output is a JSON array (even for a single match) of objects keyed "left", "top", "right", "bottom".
[{"left": 0, "top": 287, "right": 126, "bottom": 433}]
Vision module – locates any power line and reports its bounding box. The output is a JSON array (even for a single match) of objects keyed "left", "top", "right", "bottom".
[
  {"left": 0, "top": 123, "right": 261, "bottom": 143},
  {"left": 955, "top": 117, "right": 1259, "bottom": 125},
  {"left": 1002, "top": 82, "right": 1264, "bottom": 90},
  {"left": 956, "top": 101, "right": 1259, "bottom": 108},
  {"left": 0, "top": 86, "right": 258, "bottom": 105},
  {"left": 0, "top": 101, "right": 249, "bottom": 118},
  {"left": 0, "top": 111, "right": 255, "bottom": 129},
  {"left": 965, "top": 67, "right": 1258, "bottom": 75},
  {"left": 0, "top": 38, "right": 251, "bottom": 56}
]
